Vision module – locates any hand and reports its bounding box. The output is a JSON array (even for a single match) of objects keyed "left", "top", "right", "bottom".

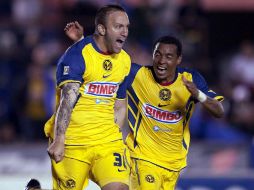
[
  {"left": 182, "top": 76, "right": 199, "bottom": 98},
  {"left": 64, "top": 21, "right": 84, "bottom": 42},
  {"left": 47, "top": 137, "right": 65, "bottom": 163}
]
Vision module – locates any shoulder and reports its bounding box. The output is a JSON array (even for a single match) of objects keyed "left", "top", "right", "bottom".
[
  {"left": 120, "top": 49, "right": 131, "bottom": 58},
  {"left": 178, "top": 67, "right": 204, "bottom": 79},
  {"left": 118, "top": 49, "right": 132, "bottom": 76},
  {"left": 64, "top": 36, "right": 93, "bottom": 56},
  {"left": 120, "top": 49, "right": 132, "bottom": 65},
  {"left": 130, "top": 63, "right": 144, "bottom": 75},
  {"left": 57, "top": 36, "right": 94, "bottom": 68},
  {"left": 178, "top": 67, "right": 199, "bottom": 75}
]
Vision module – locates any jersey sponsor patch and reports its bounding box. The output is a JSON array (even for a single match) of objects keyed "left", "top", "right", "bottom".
[
  {"left": 85, "top": 82, "right": 118, "bottom": 97},
  {"left": 95, "top": 98, "right": 110, "bottom": 104},
  {"left": 143, "top": 103, "right": 182, "bottom": 123},
  {"left": 153, "top": 126, "right": 172, "bottom": 132},
  {"left": 63, "top": 66, "right": 70, "bottom": 75}
]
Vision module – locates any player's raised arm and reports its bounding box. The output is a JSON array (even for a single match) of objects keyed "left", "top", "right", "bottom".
[
  {"left": 182, "top": 76, "right": 224, "bottom": 118},
  {"left": 47, "top": 82, "right": 80, "bottom": 163},
  {"left": 64, "top": 21, "right": 84, "bottom": 43}
]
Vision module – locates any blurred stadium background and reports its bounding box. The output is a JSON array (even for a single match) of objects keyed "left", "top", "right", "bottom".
[{"left": 1, "top": 0, "right": 254, "bottom": 189}]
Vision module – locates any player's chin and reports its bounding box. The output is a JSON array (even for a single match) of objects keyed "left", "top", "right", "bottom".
[
  {"left": 154, "top": 70, "right": 163, "bottom": 77},
  {"left": 154, "top": 71, "right": 166, "bottom": 81},
  {"left": 113, "top": 47, "right": 122, "bottom": 54},
  {"left": 113, "top": 43, "right": 124, "bottom": 53}
]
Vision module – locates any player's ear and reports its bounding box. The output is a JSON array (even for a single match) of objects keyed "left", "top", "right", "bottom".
[
  {"left": 97, "top": 24, "right": 106, "bottom": 36},
  {"left": 177, "top": 55, "right": 182, "bottom": 65}
]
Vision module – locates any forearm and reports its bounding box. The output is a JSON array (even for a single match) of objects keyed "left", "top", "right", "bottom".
[
  {"left": 54, "top": 83, "right": 80, "bottom": 139},
  {"left": 182, "top": 76, "right": 224, "bottom": 118},
  {"left": 201, "top": 97, "right": 224, "bottom": 118},
  {"left": 55, "top": 99, "right": 72, "bottom": 139},
  {"left": 115, "top": 107, "right": 127, "bottom": 129},
  {"left": 114, "top": 99, "right": 127, "bottom": 130}
]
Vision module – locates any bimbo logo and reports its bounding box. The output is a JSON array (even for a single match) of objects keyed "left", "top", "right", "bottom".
[
  {"left": 143, "top": 103, "right": 182, "bottom": 123},
  {"left": 85, "top": 82, "right": 118, "bottom": 97}
]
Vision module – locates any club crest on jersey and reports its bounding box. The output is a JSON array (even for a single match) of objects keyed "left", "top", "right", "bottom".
[
  {"left": 103, "top": 59, "right": 113, "bottom": 71},
  {"left": 65, "top": 179, "right": 75, "bottom": 189},
  {"left": 159, "top": 89, "right": 171, "bottom": 101},
  {"left": 145, "top": 175, "right": 155, "bottom": 183},
  {"left": 143, "top": 103, "right": 182, "bottom": 124},
  {"left": 85, "top": 82, "right": 118, "bottom": 97}
]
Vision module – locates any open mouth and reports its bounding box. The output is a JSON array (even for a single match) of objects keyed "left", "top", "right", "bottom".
[
  {"left": 116, "top": 39, "right": 124, "bottom": 47},
  {"left": 157, "top": 66, "right": 167, "bottom": 72}
]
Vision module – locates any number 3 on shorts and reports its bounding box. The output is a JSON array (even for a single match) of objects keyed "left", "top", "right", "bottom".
[{"left": 113, "top": 152, "right": 126, "bottom": 168}]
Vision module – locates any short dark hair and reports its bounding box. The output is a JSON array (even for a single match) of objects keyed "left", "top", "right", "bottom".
[
  {"left": 95, "top": 4, "right": 126, "bottom": 26},
  {"left": 153, "top": 36, "right": 182, "bottom": 57}
]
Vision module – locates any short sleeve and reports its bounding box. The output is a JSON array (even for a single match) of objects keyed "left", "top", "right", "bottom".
[
  {"left": 192, "top": 69, "right": 224, "bottom": 101},
  {"left": 56, "top": 42, "right": 86, "bottom": 87}
]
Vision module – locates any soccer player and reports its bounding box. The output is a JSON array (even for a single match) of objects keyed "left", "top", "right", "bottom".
[
  {"left": 67, "top": 27, "right": 224, "bottom": 190},
  {"left": 125, "top": 36, "right": 224, "bottom": 190},
  {"left": 45, "top": 4, "right": 130, "bottom": 190}
]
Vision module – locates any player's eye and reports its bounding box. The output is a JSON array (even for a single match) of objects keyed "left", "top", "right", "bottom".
[
  {"left": 154, "top": 53, "right": 160, "bottom": 57},
  {"left": 115, "top": 24, "right": 122, "bottom": 29}
]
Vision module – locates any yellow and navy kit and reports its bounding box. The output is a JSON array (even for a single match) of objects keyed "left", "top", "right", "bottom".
[
  {"left": 52, "top": 140, "right": 129, "bottom": 189},
  {"left": 44, "top": 35, "right": 131, "bottom": 145},
  {"left": 125, "top": 63, "right": 224, "bottom": 171}
]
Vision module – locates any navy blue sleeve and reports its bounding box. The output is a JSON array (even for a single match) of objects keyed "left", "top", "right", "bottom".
[
  {"left": 126, "top": 63, "right": 142, "bottom": 89},
  {"left": 116, "top": 63, "right": 142, "bottom": 99},
  {"left": 117, "top": 76, "right": 128, "bottom": 99},
  {"left": 191, "top": 69, "right": 218, "bottom": 98},
  {"left": 56, "top": 41, "right": 86, "bottom": 86}
]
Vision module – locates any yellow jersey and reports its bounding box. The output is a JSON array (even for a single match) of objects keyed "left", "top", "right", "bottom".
[
  {"left": 44, "top": 36, "right": 131, "bottom": 145},
  {"left": 125, "top": 63, "right": 223, "bottom": 171}
]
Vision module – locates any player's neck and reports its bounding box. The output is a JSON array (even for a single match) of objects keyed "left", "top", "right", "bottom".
[
  {"left": 159, "top": 76, "right": 175, "bottom": 86},
  {"left": 93, "top": 34, "right": 111, "bottom": 55},
  {"left": 153, "top": 69, "right": 176, "bottom": 86}
]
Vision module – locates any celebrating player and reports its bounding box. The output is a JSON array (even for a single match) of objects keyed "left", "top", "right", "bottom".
[
  {"left": 66, "top": 25, "right": 224, "bottom": 190},
  {"left": 45, "top": 4, "right": 131, "bottom": 190},
  {"left": 125, "top": 36, "right": 224, "bottom": 190}
]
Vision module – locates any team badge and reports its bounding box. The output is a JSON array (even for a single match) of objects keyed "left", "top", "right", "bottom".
[
  {"left": 145, "top": 175, "right": 155, "bottom": 183},
  {"left": 103, "top": 59, "right": 113, "bottom": 71},
  {"left": 65, "top": 179, "right": 76, "bottom": 189},
  {"left": 159, "top": 89, "right": 171, "bottom": 101}
]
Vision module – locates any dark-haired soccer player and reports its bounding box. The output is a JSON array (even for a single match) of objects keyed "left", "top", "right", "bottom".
[
  {"left": 124, "top": 36, "right": 224, "bottom": 190},
  {"left": 66, "top": 26, "right": 224, "bottom": 190},
  {"left": 45, "top": 4, "right": 131, "bottom": 190}
]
